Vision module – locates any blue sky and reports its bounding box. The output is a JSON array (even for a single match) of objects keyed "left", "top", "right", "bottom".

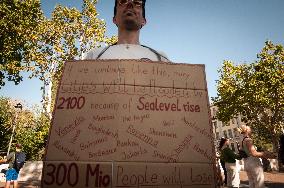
[{"left": 2, "top": 0, "right": 284, "bottom": 106}]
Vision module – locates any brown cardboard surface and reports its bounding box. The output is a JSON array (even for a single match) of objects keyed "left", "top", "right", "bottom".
[
  {"left": 113, "top": 162, "right": 215, "bottom": 188},
  {"left": 42, "top": 60, "right": 216, "bottom": 187},
  {"left": 42, "top": 161, "right": 112, "bottom": 188},
  {"left": 42, "top": 161, "right": 215, "bottom": 188}
]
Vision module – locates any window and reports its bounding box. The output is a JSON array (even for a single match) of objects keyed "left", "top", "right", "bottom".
[
  {"left": 236, "top": 117, "right": 240, "bottom": 126},
  {"left": 213, "top": 108, "right": 217, "bottom": 116},
  {"left": 233, "top": 128, "right": 239, "bottom": 138},
  {"left": 231, "top": 143, "right": 235, "bottom": 152},
  {"left": 223, "top": 122, "right": 229, "bottom": 127},
  {"left": 228, "top": 129, "right": 233, "bottom": 138},
  {"left": 213, "top": 121, "right": 217, "bottom": 129},
  {"left": 223, "top": 130, "right": 228, "bottom": 138},
  {"left": 216, "top": 132, "right": 219, "bottom": 140}
]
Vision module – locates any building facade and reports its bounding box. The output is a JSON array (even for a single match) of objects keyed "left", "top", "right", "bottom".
[{"left": 211, "top": 105, "right": 244, "bottom": 152}]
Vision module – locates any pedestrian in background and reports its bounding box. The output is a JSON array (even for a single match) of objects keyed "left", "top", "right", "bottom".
[
  {"left": 219, "top": 137, "right": 242, "bottom": 188},
  {"left": 0, "top": 144, "right": 26, "bottom": 188},
  {"left": 216, "top": 151, "right": 225, "bottom": 187},
  {"left": 218, "top": 137, "right": 227, "bottom": 186},
  {"left": 240, "top": 125, "right": 276, "bottom": 188}
]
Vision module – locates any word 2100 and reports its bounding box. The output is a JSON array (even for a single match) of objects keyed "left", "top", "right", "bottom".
[{"left": 57, "top": 96, "right": 85, "bottom": 109}]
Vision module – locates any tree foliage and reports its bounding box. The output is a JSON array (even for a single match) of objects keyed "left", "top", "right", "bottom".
[
  {"left": 0, "top": 0, "right": 117, "bottom": 159},
  {"left": 0, "top": 97, "right": 14, "bottom": 151},
  {"left": 1, "top": 0, "right": 117, "bottom": 112},
  {"left": 0, "top": 0, "right": 43, "bottom": 87},
  {"left": 213, "top": 41, "right": 284, "bottom": 151},
  {"left": 26, "top": 0, "right": 117, "bottom": 112},
  {"left": 15, "top": 111, "right": 50, "bottom": 160},
  {"left": 0, "top": 97, "right": 50, "bottom": 160}
]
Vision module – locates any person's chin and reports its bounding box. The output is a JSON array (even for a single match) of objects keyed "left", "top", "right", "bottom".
[{"left": 124, "top": 20, "right": 140, "bottom": 30}]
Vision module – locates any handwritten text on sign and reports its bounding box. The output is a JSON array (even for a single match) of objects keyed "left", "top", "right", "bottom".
[
  {"left": 43, "top": 60, "right": 216, "bottom": 187},
  {"left": 42, "top": 162, "right": 215, "bottom": 188}
]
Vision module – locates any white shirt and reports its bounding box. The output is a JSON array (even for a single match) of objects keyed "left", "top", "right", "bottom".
[{"left": 83, "top": 44, "right": 169, "bottom": 62}]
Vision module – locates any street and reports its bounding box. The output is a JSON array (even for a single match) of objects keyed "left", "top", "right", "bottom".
[
  {"left": 1, "top": 168, "right": 284, "bottom": 188},
  {"left": 238, "top": 171, "right": 284, "bottom": 188}
]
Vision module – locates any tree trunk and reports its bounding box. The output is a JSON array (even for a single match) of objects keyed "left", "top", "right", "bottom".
[
  {"left": 46, "top": 79, "right": 52, "bottom": 116},
  {"left": 46, "top": 62, "right": 55, "bottom": 117},
  {"left": 42, "top": 77, "right": 47, "bottom": 113},
  {"left": 272, "top": 135, "right": 278, "bottom": 152}
]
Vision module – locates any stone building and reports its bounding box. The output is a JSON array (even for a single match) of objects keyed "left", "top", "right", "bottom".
[{"left": 211, "top": 105, "right": 244, "bottom": 152}]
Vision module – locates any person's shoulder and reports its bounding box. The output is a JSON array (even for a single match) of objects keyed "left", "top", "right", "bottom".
[
  {"left": 19, "top": 151, "right": 26, "bottom": 155},
  {"left": 220, "top": 147, "right": 227, "bottom": 154},
  {"left": 158, "top": 50, "right": 170, "bottom": 62},
  {"left": 82, "top": 46, "right": 106, "bottom": 60},
  {"left": 223, "top": 147, "right": 231, "bottom": 152},
  {"left": 140, "top": 44, "right": 170, "bottom": 62},
  {"left": 157, "top": 50, "right": 169, "bottom": 61}
]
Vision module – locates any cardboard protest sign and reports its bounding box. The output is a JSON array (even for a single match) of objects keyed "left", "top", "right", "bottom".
[{"left": 42, "top": 60, "right": 217, "bottom": 188}]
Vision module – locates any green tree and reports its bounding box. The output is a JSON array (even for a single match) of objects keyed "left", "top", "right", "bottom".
[
  {"left": 27, "top": 0, "right": 117, "bottom": 113},
  {"left": 15, "top": 111, "right": 50, "bottom": 160},
  {"left": 213, "top": 41, "right": 284, "bottom": 151},
  {"left": 0, "top": 0, "right": 43, "bottom": 87},
  {"left": 0, "top": 0, "right": 117, "bottom": 159},
  {"left": 0, "top": 97, "right": 50, "bottom": 160},
  {"left": 0, "top": 97, "right": 14, "bottom": 151},
  {"left": 1, "top": 0, "right": 116, "bottom": 113}
]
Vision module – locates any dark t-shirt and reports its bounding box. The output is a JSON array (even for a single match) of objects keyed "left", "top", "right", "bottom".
[{"left": 221, "top": 147, "right": 242, "bottom": 163}]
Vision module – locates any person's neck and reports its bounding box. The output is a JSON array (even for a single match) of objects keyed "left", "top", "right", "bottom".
[{"left": 117, "top": 29, "right": 140, "bottom": 44}]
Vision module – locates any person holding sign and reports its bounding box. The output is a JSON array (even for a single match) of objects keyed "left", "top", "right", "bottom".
[
  {"left": 240, "top": 125, "right": 276, "bottom": 188},
  {"left": 84, "top": 0, "right": 169, "bottom": 61}
]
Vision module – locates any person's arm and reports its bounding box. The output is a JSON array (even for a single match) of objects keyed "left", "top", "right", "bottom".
[
  {"left": 245, "top": 139, "right": 275, "bottom": 158},
  {"left": 0, "top": 152, "right": 13, "bottom": 163},
  {"left": 0, "top": 158, "right": 7, "bottom": 163}
]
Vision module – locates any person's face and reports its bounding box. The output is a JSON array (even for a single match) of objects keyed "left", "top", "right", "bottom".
[{"left": 113, "top": 0, "right": 146, "bottom": 31}]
